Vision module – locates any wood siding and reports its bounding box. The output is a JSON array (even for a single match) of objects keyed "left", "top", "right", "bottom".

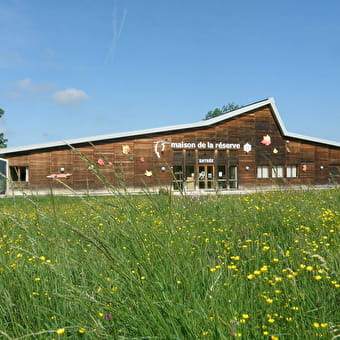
[{"left": 4, "top": 105, "right": 340, "bottom": 192}]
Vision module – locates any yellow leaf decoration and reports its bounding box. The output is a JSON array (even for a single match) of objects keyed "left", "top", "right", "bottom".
[{"left": 122, "top": 145, "right": 131, "bottom": 155}]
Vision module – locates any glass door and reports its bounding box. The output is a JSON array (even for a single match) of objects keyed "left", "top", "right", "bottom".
[
  {"left": 172, "top": 165, "right": 183, "bottom": 190},
  {"left": 185, "top": 165, "right": 195, "bottom": 190},
  {"left": 198, "top": 165, "right": 214, "bottom": 189}
]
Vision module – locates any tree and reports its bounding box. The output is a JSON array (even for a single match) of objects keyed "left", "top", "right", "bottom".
[
  {"left": 204, "top": 103, "right": 241, "bottom": 120},
  {"left": 0, "top": 108, "right": 8, "bottom": 148}
]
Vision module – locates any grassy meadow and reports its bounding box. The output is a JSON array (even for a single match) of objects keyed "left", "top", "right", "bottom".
[{"left": 0, "top": 189, "right": 339, "bottom": 339}]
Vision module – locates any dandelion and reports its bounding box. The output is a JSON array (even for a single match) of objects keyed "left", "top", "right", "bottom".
[
  {"left": 260, "top": 265, "right": 269, "bottom": 273},
  {"left": 313, "top": 322, "right": 320, "bottom": 328},
  {"left": 275, "top": 276, "right": 283, "bottom": 282},
  {"left": 320, "top": 323, "right": 328, "bottom": 328},
  {"left": 314, "top": 275, "right": 322, "bottom": 281},
  {"left": 306, "top": 266, "right": 313, "bottom": 272},
  {"left": 56, "top": 328, "right": 65, "bottom": 335},
  {"left": 247, "top": 274, "right": 255, "bottom": 280},
  {"left": 78, "top": 328, "right": 86, "bottom": 334}
]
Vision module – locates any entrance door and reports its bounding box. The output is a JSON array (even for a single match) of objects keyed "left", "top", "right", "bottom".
[
  {"left": 198, "top": 165, "right": 214, "bottom": 189},
  {"left": 0, "top": 158, "right": 7, "bottom": 194}
]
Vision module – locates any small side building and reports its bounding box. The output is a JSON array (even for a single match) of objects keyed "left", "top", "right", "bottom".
[{"left": 1, "top": 98, "right": 339, "bottom": 195}]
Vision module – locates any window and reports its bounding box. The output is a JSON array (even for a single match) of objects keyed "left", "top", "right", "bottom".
[
  {"left": 329, "top": 165, "right": 340, "bottom": 177},
  {"left": 257, "top": 166, "right": 269, "bottom": 178},
  {"left": 272, "top": 165, "right": 283, "bottom": 178},
  {"left": 10, "top": 166, "right": 28, "bottom": 182},
  {"left": 286, "top": 165, "right": 297, "bottom": 178}
]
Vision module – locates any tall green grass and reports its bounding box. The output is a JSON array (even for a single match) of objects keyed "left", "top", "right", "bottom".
[{"left": 0, "top": 189, "right": 339, "bottom": 339}]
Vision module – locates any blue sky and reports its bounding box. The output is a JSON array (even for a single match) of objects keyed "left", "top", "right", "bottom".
[{"left": 0, "top": 0, "right": 339, "bottom": 148}]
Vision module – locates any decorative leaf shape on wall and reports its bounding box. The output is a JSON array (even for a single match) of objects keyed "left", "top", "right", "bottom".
[
  {"left": 122, "top": 145, "right": 131, "bottom": 154},
  {"left": 261, "top": 135, "right": 271, "bottom": 146},
  {"left": 97, "top": 158, "right": 105, "bottom": 166}
]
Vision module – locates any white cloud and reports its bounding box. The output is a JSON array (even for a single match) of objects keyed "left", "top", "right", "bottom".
[
  {"left": 52, "top": 88, "right": 90, "bottom": 106},
  {"left": 14, "top": 78, "right": 55, "bottom": 93}
]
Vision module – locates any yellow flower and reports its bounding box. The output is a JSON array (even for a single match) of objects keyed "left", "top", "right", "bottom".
[
  {"left": 320, "top": 323, "right": 328, "bottom": 328},
  {"left": 56, "top": 328, "right": 65, "bottom": 335},
  {"left": 313, "top": 322, "right": 320, "bottom": 328},
  {"left": 247, "top": 274, "right": 255, "bottom": 280},
  {"left": 306, "top": 266, "right": 313, "bottom": 272},
  {"left": 314, "top": 275, "right": 322, "bottom": 281},
  {"left": 78, "top": 328, "right": 86, "bottom": 334},
  {"left": 242, "top": 314, "right": 249, "bottom": 319},
  {"left": 268, "top": 318, "right": 275, "bottom": 323},
  {"left": 260, "top": 265, "right": 269, "bottom": 273},
  {"left": 271, "top": 336, "right": 279, "bottom": 340}
]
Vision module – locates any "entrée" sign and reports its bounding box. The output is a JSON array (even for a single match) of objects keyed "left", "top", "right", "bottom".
[{"left": 171, "top": 141, "right": 241, "bottom": 150}]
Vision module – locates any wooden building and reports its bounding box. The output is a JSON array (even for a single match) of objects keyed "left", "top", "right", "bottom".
[{"left": 1, "top": 98, "right": 339, "bottom": 195}]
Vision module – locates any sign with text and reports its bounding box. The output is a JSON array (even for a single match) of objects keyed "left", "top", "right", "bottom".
[{"left": 171, "top": 141, "right": 241, "bottom": 150}]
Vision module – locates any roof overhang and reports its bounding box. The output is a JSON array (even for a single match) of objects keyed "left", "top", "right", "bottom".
[{"left": 1, "top": 97, "right": 339, "bottom": 155}]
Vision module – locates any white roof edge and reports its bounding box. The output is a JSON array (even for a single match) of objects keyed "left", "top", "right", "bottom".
[{"left": 1, "top": 98, "right": 339, "bottom": 154}]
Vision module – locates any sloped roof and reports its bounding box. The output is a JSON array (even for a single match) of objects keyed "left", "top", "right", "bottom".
[{"left": 1, "top": 97, "right": 339, "bottom": 155}]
